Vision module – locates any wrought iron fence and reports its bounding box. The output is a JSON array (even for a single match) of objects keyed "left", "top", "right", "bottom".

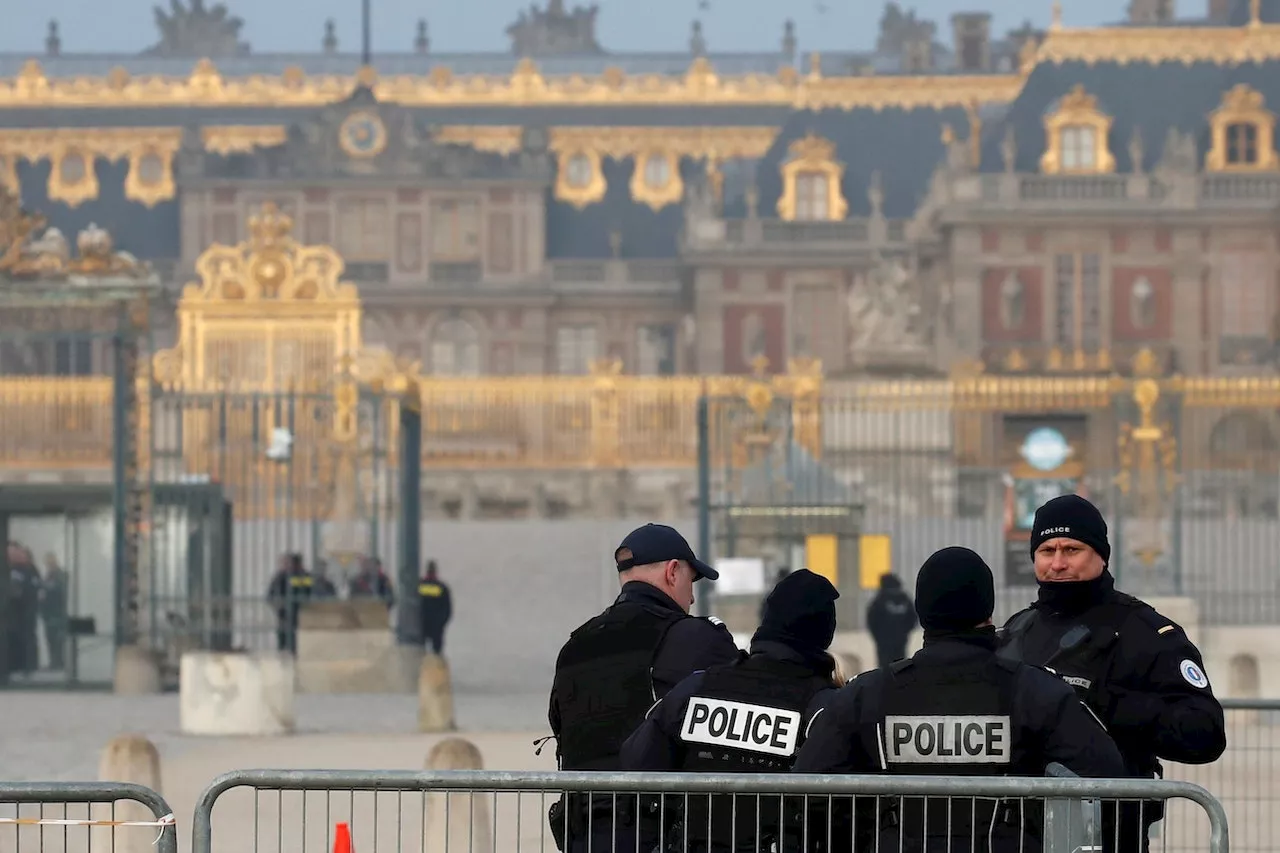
[
  {"left": 0, "top": 781, "right": 177, "bottom": 853},
  {"left": 191, "top": 769, "right": 1227, "bottom": 853}
]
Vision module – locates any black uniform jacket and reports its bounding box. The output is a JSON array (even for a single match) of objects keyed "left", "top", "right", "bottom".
[
  {"left": 998, "top": 574, "right": 1227, "bottom": 776},
  {"left": 791, "top": 635, "right": 1127, "bottom": 778},
  {"left": 548, "top": 581, "right": 744, "bottom": 740},
  {"left": 619, "top": 641, "right": 837, "bottom": 770}
]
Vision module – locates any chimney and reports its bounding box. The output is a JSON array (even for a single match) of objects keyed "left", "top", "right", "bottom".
[
  {"left": 1127, "top": 0, "right": 1176, "bottom": 23},
  {"left": 950, "top": 12, "right": 991, "bottom": 71}
]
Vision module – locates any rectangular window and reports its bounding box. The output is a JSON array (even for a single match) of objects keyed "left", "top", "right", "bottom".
[
  {"left": 795, "top": 173, "right": 830, "bottom": 221},
  {"left": 396, "top": 213, "right": 422, "bottom": 273},
  {"left": 556, "top": 325, "right": 598, "bottom": 375},
  {"left": 430, "top": 198, "right": 481, "bottom": 261},
  {"left": 1218, "top": 251, "right": 1270, "bottom": 337},
  {"left": 335, "top": 198, "right": 389, "bottom": 261},
  {"left": 1054, "top": 252, "right": 1102, "bottom": 350},
  {"left": 488, "top": 212, "right": 515, "bottom": 274},
  {"left": 1060, "top": 127, "right": 1097, "bottom": 171}
]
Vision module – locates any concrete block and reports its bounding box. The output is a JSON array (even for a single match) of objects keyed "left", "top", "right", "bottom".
[
  {"left": 113, "top": 645, "right": 162, "bottom": 696},
  {"left": 425, "top": 738, "right": 491, "bottom": 853},
  {"left": 419, "top": 653, "right": 456, "bottom": 732},
  {"left": 299, "top": 600, "right": 391, "bottom": 630},
  {"left": 95, "top": 734, "right": 164, "bottom": 853},
  {"left": 295, "top": 628, "right": 416, "bottom": 693},
  {"left": 179, "top": 651, "right": 295, "bottom": 736}
]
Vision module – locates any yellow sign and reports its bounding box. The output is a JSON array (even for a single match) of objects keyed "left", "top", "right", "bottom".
[
  {"left": 859, "top": 535, "right": 893, "bottom": 590},
  {"left": 418, "top": 583, "right": 444, "bottom": 597},
  {"left": 805, "top": 535, "right": 839, "bottom": 586}
]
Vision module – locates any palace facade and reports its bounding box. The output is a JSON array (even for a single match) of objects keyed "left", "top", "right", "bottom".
[{"left": 1, "top": 0, "right": 1277, "bottom": 383}]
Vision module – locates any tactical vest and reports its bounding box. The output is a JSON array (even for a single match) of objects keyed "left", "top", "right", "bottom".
[
  {"left": 865, "top": 652, "right": 1040, "bottom": 843},
  {"left": 676, "top": 655, "right": 834, "bottom": 851},
  {"left": 553, "top": 600, "right": 688, "bottom": 771},
  {"left": 999, "top": 595, "right": 1157, "bottom": 780}
]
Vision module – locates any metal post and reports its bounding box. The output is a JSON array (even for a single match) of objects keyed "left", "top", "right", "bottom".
[
  {"left": 111, "top": 314, "right": 131, "bottom": 647},
  {"left": 696, "top": 394, "right": 711, "bottom": 618},
  {"left": 0, "top": 512, "right": 9, "bottom": 686},
  {"left": 361, "top": 0, "right": 372, "bottom": 66},
  {"left": 396, "top": 388, "right": 422, "bottom": 645}
]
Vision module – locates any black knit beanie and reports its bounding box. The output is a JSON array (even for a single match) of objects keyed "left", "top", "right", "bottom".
[
  {"left": 914, "top": 547, "right": 995, "bottom": 631},
  {"left": 1029, "top": 494, "right": 1111, "bottom": 563},
  {"left": 753, "top": 569, "right": 840, "bottom": 655}
]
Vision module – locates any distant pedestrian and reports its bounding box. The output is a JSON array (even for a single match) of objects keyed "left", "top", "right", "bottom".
[
  {"left": 417, "top": 560, "right": 452, "bottom": 655},
  {"left": 40, "top": 553, "right": 68, "bottom": 670},
  {"left": 866, "top": 572, "right": 917, "bottom": 667},
  {"left": 348, "top": 556, "right": 394, "bottom": 608},
  {"left": 266, "top": 553, "right": 314, "bottom": 653}
]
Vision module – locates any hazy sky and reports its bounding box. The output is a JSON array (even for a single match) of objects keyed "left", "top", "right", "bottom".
[{"left": 0, "top": 1, "right": 1139, "bottom": 56}]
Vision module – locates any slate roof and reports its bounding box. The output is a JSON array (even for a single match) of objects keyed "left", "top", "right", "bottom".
[
  {"left": 977, "top": 58, "right": 1280, "bottom": 174},
  {"left": 546, "top": 157, "right": 705, "bottom": 259},
  {"left": 0, "top": 52, "right": 792, "bottom": 79},
  {"left": 740, "top": 104, "right": 971, "bottom": 220},
  {"left": 15, "top": 160, "right": 180, "bottom": 260}
]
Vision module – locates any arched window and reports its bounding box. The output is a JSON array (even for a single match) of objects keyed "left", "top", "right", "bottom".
[{"left": 429, "top": 317, "right": 482, "bottom": 376}]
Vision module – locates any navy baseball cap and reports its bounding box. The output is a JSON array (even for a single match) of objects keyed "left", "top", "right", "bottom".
[{"left": 614, "top": 523, "right": 719, "bottom": 581}]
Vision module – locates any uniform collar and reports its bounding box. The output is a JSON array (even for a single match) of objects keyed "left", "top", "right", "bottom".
[
  {"left": 747, "top": 640, "right": 835, "bottom": 677},
  {"left": 617, "top": 580, "right": 683, "bottom": 614}
]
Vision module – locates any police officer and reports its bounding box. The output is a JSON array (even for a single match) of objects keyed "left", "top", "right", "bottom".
[
  {"left": 793, "top": 546, "right": 1126, "bottom": 853},
  {"left": 997, "top": 495, "right": 1227, "bottom": 853},
  {"left": 417, "top": 560, "right": 453, "bottom": 655},
  {"left": 266, "top": 552, "right": 314, "bottom": 653},
  {"left": 547, "top": 523, "right": 742, "bottom": 853},
  {"left": 620, "top": 569, "right": 842, "bottom": 853}
]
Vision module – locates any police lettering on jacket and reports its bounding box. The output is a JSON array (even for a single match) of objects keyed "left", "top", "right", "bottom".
[
  {"left": 681, "top": 696, "right": 802, "bottom": 756},
  {"left": 883, "top": 715, "right": 1012, "bottom": 764}
]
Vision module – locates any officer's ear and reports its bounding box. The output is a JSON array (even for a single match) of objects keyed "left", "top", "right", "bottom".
[{"left": 664, "top": 559, "right": 682, "bottom": 586}]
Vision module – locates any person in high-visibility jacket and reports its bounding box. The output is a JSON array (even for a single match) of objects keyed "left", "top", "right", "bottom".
[{"left": 417, "top": 560, "right": 453, "bottom": 655}]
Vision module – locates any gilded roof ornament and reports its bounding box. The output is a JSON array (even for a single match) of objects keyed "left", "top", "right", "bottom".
[
  {"left": 0, "top": 184, "right": 148, "bottom": 280},
  {"left": 0, "top": 56, "right": 1019, "bottom": 110},
  {"left": 1030, "top": 17, "right": 1280, "bottom": 66}
]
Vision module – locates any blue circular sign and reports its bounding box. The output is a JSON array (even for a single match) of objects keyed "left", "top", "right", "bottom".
[{"left": 1020, "top": 427, "right": 1072, "bottom": 472}]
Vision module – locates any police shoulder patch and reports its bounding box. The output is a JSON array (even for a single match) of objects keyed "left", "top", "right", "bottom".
[
  {"left": 1179, "top": 659, "right": 1210, "bottom": 689},
  {"left": 706, "top": 616, "right": 726, "bottom": 627}
]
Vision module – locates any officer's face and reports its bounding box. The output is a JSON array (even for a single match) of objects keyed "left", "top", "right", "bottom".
[{"left": 1033, "top": 537, "right": 1105, "bottom": 583}]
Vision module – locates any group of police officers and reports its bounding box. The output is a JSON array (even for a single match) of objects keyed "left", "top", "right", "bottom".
[{"left": 546, "top": 495, "right": 1228, "bottom": 853}]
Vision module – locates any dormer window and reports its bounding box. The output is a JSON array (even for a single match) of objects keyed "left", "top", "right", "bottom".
[
  {"left": 795, "top": 172, "right": 830, "bottom": 221},
  {"left": 630, "top": 149, "right": 683, "bottom": 211},
  {"left": 554, "top": 149, "right": 605, "bottom": 208},
  {"left": 1225, "top": 123, "right": 1259, "bottom": 165},
  {"left": 1060, "top": 126, "right": 1098, "bottom": 171},
  {"left": 1207, "top": 85, "right": 1278, "bottom": 173},
  {"left": 777, "top": 134, "right": 847, "bottom": 222},
  {"left": 1040, "top": 85, "right": 1115, "bottom": 175}
]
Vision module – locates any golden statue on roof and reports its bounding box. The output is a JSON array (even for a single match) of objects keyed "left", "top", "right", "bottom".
[{"left": 0, "top": 183, "right": 148, "bottom": 280}]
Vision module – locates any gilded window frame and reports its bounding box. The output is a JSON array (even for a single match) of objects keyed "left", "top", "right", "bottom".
[
  {"left": 630, "top": 148, "right": 683, "bottom": 212},
  {"left": 1040, "top": 85, "right": 1115, "bottom": 175},
  {"left": 554, "top": 148, "right": 606, "bottom": 209},
  {"left": 777, "top": 133, "right": 848, "bottom": 222},
  {"left": 1206, "top": 84, "right": 1279, "bottom": 173}
]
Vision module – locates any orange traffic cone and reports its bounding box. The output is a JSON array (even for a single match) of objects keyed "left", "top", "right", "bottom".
[{"left": 333, "top": 822, "right": 353, "bottom": 853}]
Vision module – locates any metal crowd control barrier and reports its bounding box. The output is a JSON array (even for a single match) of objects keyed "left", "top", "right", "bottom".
[
  {"left": 192, "top": 769, "right": 1229, "bottom": 853},
  {"left": 0, "top": 781, "right": 178, "bottom": 853}
]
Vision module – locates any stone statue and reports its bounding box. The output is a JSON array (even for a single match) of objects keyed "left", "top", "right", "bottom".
[
  {"left": 846, "top": 254, "right": 925, "bottom": 353},
  {"left": 506, "top": 1, "right": 603, "bottom": 56},
  {"left": 1129, "top": 126, "right": 1146, "bottom": 174},
  {"left": 144, "top": 0, "right": 249, "bottom": 58},
  {"left": 1001, "top": 126, "right": 1017, "bottom": 173}
]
